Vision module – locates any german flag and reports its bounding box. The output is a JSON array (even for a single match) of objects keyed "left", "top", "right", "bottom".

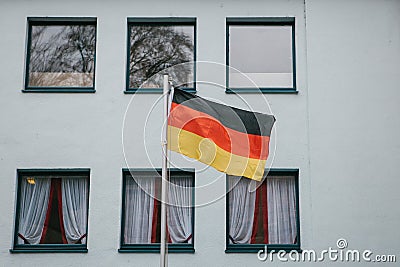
[{"left": 168, "top": 89, "right": 275, "bottom": 181}]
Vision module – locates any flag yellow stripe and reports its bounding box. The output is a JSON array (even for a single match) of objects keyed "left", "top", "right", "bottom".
[{"left": 168, "top": 126, "right": 266, "bottom": 181}]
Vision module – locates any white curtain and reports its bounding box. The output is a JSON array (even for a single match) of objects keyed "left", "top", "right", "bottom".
[
  {"left": 267, "top": 176, "right": 297, "bottom": 244},
  {"left": 61, "top": 177, "right": 88, "bottom": 244},
  {"left": 124, "top": 175, "right": 155, "bottom": 244},
  {"left": 167, "top": 176, "right": 193, "bottom": 243},
  {"left": 228, "top": 176, "right": 257, "bottom": 244},
  {"left": 17, "top": 178, "right": 51, "bottom": 244}
]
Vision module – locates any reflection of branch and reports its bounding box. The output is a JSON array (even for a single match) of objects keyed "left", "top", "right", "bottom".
[
  {"left": 145, "top": 52, "right": 177, "bottom": 78},
  {"left": 130, "top": 49, "right": 153, "bottom": 72},
  {"left": 129, "top": 26, "right": 193, "bottom": 88}
]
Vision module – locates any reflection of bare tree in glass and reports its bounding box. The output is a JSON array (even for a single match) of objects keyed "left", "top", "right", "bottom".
[
  {"left": 29, "top": 25, "right": 96, "bottom": 87},
  {"left": 129, "top": 26, "right": 194, "bottom": 88}
]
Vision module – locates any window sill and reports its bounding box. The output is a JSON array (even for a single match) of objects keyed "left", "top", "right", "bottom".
[
  {"left": 124, "top": 88, "right": 196, "bottom": 94},
  {"left": 226, "top": 88, "right": 298, "bottom": 94},
  {"left": 22, "top": 88, "right": 95, "bottom": 93},
  {"left": 119, "top": 244, "right": 194, "bottom": 253},
  {"left": 225, "top": 244, "right": 301, "bottom": 253},
  {"left": 10, "top": 245, "right": 88, "bottom": 253}
]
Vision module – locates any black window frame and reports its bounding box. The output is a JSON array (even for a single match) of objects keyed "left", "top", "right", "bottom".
[
  {"left": 10, "top": 168, "right": 90, "bottom": 253},
  {"left": 124, "top": 17, "right": 197, "bottom": 94},
  {"left": 225, "top": 168, "right": 301, "bottom": 253},
  {"left": 226, "top": 17, "right": 297, "bottom": 94},
  {"left": 119, "top": 168, "right": 195, "bottom": 253},
  {"left": 23, "top": 17, "right": 97, "bottom": 93}
]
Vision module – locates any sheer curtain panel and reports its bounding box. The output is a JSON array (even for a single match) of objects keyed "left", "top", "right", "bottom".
[
  {"left": 17, "top": 178, "right": 51, "bottom": 244},
  {"left": 124, "top": 175, "right": 156, "bottom": 244},
  {"left": 167, "top": 176, "right": 193, "bottom": 243},
  {"left": 61, "top": 177, "right": 89, "bottom": 244},
  {"left": 228, "top": 176, "right": 256, "bottom": 244},
  {"left": 267, "top": 176, "right": 297, "bottom": 244}
]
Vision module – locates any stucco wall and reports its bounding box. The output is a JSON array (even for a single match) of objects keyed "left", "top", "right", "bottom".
[{"left": 0, "top": 0, "right": 398, "bottom": 266}]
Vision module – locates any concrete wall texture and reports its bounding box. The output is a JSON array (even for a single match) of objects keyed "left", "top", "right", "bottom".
[{"left": 0, "top": 0, "right": 399, "bottom": 266}]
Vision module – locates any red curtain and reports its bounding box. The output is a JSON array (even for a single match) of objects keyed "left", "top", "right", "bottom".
[
  {"left": 39, "top": 179, "right": 68, "bottom": 244},
  {"left": 250, "top": 182, "right": 268, "bottom": 244}
]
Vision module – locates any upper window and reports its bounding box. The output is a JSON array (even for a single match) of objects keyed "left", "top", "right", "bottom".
[
  {"left": 226, "top": 18, "right": 296, "bottom": 93},
  {"left": 24, "top": 18, "right": 97, "bottom": 93},
  {"left": 119, "top": 169, "right": 194, "bottom": 253},
  {"left": 11, "top": 169, "right": 90, "bottom": 253},
  {"left": 126, "top": 18, "right": 196, "bottom": 93},
  {"left": 226, "top": 169, "right": 300, "bottom": 253}
]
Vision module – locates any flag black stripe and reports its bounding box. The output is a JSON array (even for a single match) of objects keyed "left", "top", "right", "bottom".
[{"left": 172, "top": 89, "right": 275, "bottom": 136}]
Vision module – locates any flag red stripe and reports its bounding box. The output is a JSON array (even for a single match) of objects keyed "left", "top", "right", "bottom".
[{"left": 169, "top": 102, "right": 270, "bottom": 160}]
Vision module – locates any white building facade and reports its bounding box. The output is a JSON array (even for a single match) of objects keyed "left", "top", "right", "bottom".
[{"left": 0, "top": 0, "right": 399, "bottom": 266}]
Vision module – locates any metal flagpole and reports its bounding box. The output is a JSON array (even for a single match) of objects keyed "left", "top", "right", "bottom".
[{"left": 160, "top": 74, "right": 170, "bottom": 267}]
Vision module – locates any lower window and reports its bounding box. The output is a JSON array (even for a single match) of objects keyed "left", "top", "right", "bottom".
[
  {"left": 226, "top": 169, "right": 300, "bottom": 253},
  {"left": 119, "top": 169, "right": 194, "bottom": 253},
  {"left": 12, "top": 169, "right": 90, "bottom": 253}
]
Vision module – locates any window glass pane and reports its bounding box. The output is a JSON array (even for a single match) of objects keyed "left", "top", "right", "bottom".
[
  {"left": 28, "top": 24, "right": 96, "bottom": 87},
  {"left": 16, "top": 174, "right": 89, "bottom": 246},
  {"left": 122, "top": 172, "right": 193, "bottom": 246},
  {"left": 229, "top": 25, "right": 293, "bottom": 88},
  {"left": 228, "top": 174, "right": 298, "bottom": 246},
  {"left": 128, "top": 25, "right": 194, "bottom": 89}
]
